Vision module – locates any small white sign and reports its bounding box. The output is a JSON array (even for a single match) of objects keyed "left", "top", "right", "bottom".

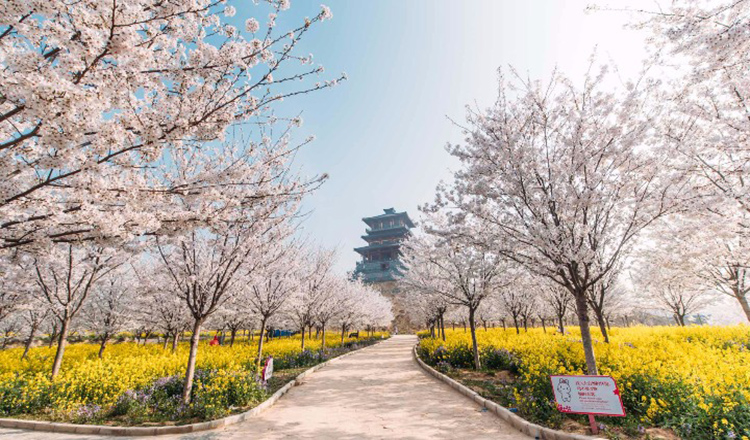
[
  {"left": 262, "top": 357, "right": 274, "bottom": 381},
  {"left": 550, "top": 375, "right": 626, "bottom": 417}
]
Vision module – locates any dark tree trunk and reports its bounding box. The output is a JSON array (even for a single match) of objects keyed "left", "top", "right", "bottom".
[
  {"left": 181, "top": 318, "right": 204, "bottom": 404},
  {"left": 440, "top": 314, "right": 446, "bottom": 341},
  {"left": 593, "top": 308, "right": 610, "bottom": 343},
  {"left": 50, "top": 316, "right": 70, "bottom": 378},
  {"left": 98, "top": 334, "right": 109, "bottom": 359},
  {"left": 468, "top": 307, "right": 481, "bottom": 370},
  {"left": 674, "top": 313, "right": 686, "bottom": 326},
  {"left": 21, "top": 324, "right": 38, "bottom": 360},
  {"left": 574, "top": 292, "right": 598, "bottom": 375},
  {"left": 257, "top": 316, "right": 268, "bottom": 367}
]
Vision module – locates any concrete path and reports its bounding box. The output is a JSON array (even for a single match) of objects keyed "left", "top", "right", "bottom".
[{"left": 0, "top": 335, "right": 528, "bottom": 439}]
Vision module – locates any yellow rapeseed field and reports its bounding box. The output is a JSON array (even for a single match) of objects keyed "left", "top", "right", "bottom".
[
  {"left": 417, "top": 326, "right": 750, "bottom": 439},
  {"left": 0, "top": 332, "right": 386, "bottom": 422}
]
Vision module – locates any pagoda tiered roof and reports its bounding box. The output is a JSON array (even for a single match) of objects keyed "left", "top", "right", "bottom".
[
  {"left": 362, "top": 208, "right": 415, "bottom": 228},
  {"left": 353, "top": 208, "right": 414, "bottom": 284}
]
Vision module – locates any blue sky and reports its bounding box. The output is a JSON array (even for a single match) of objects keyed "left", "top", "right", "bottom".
[{"left": 231, "top": 0, "right": 653, "bottom": 274}]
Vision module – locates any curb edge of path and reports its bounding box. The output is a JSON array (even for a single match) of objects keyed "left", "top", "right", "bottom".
[
  {"left": 0, "top": 339, "right": 386, "bottom": 437},
  {"left": 412, "top": 345, "right": 606, "bottom": 440}
]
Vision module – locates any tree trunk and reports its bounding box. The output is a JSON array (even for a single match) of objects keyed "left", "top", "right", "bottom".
[
  {"left": 512, "top": 315, "right": 520, "bottom": 334},
  {"left": 523, "top": 317, "right": 528, "bottom": 332},
  {"left": 171, "top": 332, "right": 179, "bottom": 352},
  {"left": 230, "top": 329, "right": 237, "bottom": 347},
  {"left": 50, "top": 317, "right": 70, "bottom": 379},
  {"left": 98, "top": 334, "right": 109, "bottom": 359},
  {"left": 321, "top": 323, "right": 327, "bottom": 351},
  {"left": 483, "top": 320, "right": 487, "bottom": 331},
  {"left": 48, "top": 322, "right": 58, "bottom": 348},
  {"left": 541, "top": 318, "right": 547, "bottom": 333},
  {"left": 501, "top": 318, "right": 506, "bottom": 330},
  {"left": 574, "top": 293, "right": 598, "bottom": 375},
  {"left": 674, "top": 313, "right": 686, "bottom": 326},
  {"left": 468, "top": 307, "right": 481, "bottom": 370},
  {"left": 593, "top": 308, "right": 610, "bottom": 343},
  {"left": 341, "top": 325, "right": 346, "bottom": 344},
  {"left": 558, "top": 313, "right": 565, "bottom": 334},
  {"left": 257, "top": 316, "right": 268, "bottom": 368},
  {"left": 301, "top": 324, "right": 306, "bottom": 350},
  {"left": 162, "top": 334, "right": 169, "bottom": 350},
  {"left": 21, "top": 324, "right": 38, "bottom": 360},
  {"left": 737, "top": 291, "right": 750, "bottom": 322},
  {"left": 440, "top": 314, "right": 446, "bottom": 341},
  {"left": 181, "top": 318, "right": 204, "bottom": 404}
]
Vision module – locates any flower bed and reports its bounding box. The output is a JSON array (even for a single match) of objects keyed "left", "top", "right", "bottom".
[
  {"left": 0, "top": 333, "right": 387, "bottom": 425},
  {"left": 417, "top": 326, "right": 750, "bottom": 439}
]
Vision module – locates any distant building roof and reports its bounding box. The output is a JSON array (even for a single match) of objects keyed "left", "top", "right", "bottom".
[{"left": 362, "top": 208, "right": 415, "bottom": 228}]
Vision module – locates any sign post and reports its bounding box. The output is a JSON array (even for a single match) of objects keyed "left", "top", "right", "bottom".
[
  {"left": 262, "top": 356, "right": 274, "bottom": 382},
  {"left": 550, "top": 375, "right": 625, "bottom": 435}
]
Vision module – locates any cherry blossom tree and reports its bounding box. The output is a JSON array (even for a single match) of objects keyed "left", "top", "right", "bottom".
[
  {"left": 628, "top": 0, "right": 750, "bottom": 213},
  {"left": 315, "top": 277, "right": 349, "bottom": 351},
  {"left": 434, "top": 65, "right": 688, "bottom": 374},
  {"left": 0, "top": 262, "right": 25, "bottom": 329},
  {"left": 333, "top": 279, "right": 388, "bottom": 343},
  {"left": 246, "top": 243, "right": 301, "bottom": 364},
  {"left": 542, "top": 283, "right": 572, "bottom": 334},
  {"left": 623, "top": 1, "right": 750, "bottom": 322},
  {"left": 134, "top": 266, "right": 191, "bottom": 351},
  {"left": 402, "top": 289, "right": 450, "bottom": 340},
  {"left": 81, "top": 269, "right": 135, "bottom": 357},
  {"left": 24, "top": 244, "right": 123, "bottom": 377},
  {"left": 634, "top": 216, "right": 725, "bottom": 324},
  {"left": 286, "top": 247, "right": 336, "bottom": 350},
  {"left": 0, "top": 0, "right": 341, "bottom": 251},
  {"left": 157, "top": 220, "right": 290, "bottom": 404},
  {"left": 402, "top": 220, "right": 512, "bottom": 369},
  {"left": 494, "top": 285, "right": 534, "bottom": 335},
  {"left": 214, "top": 298, "right": 253, "bottom": 347},
  {"left": 19, "top": 301, "right": 50, "bottom": 359}
]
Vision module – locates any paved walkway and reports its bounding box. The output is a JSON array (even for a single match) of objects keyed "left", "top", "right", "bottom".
[{"left": 0, "top": 335, "right": 528, "bottom": 439}]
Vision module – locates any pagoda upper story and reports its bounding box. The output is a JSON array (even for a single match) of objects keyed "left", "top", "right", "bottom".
[{"left": 353, "top": 208, "right": 415, "bottom": 284}]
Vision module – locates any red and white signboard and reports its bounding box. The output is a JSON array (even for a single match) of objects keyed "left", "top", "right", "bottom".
[
  {"left": 262, "top": 356, "right": 274, "bottom": 381},
  {"left": 550, "top": 375, "right": 626, "bottom": 417}
]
